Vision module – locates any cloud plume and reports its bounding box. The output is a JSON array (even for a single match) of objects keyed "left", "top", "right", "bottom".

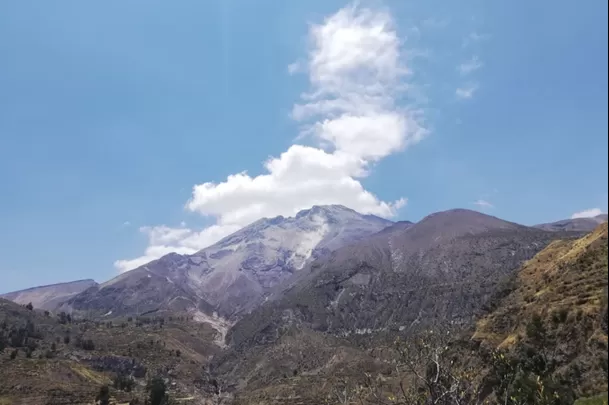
[{"left": 115, "top": 3, "right": 426, "bottom": 272}]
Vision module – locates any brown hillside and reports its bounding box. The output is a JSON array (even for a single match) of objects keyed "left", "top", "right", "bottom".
[{"left": 474, "top": 222, "right": 608, "bottom": 397}]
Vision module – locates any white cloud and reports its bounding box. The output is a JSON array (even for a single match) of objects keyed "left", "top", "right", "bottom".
[
  {"left": 122, "top": 221, "right": 131, "bottom": 227},
  {"left": 462, "top": 31, "right": 490, "bottom": 48},
  {"left": 473, "top": 199, "right": 494, "bottom": 209},
  {"left": 287, "top": 62, "right": 300, "bottom": 74},
  {"left": 456, "top": 83, "right": 478, "bottom": 99},
  {"left": 571, "top": 208, "right": 604, "bottom": 219},
  {"left": 115, "top": 3, "right": 426, "bottom": 272},
  {"left": 458, "top": 56, "right": 482, "bottom": 75}
]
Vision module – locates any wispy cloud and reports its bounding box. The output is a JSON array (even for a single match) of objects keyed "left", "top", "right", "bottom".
[
  {"left": 456, "top": 83, "right": 478, "bottom": 100},
  {"left": 458, "top": 55, "right": 482, "bottom": 75},
  {"left": 473, "top": 199, "right": 494, "bottom": 209},
  {"left": 115, "top": 3, "right": 427, "bottom": 273},
  {"left": 571, "top": 208, "right": 604, "bottom": 219},
  {"left": 462, "top": 31, "right": 490, "bottom": 48}
]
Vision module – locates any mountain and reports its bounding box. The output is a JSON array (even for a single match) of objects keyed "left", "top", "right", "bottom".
[
  {"left": 534, "top": 213, "right": 607, "bottom": 232},
  {"left": 64, "top": 205, "right": 393, "bottom": 321},
  {"left": 210, "top": 210, "right": 570, "bottom": 396},
  {"left": 0, "top": 279, "right": 98, "bottom": 311}
]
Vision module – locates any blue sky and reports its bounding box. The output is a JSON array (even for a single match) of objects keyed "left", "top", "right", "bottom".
[{"left": 1, "top": 0, "right": 607, "bottom": 292}]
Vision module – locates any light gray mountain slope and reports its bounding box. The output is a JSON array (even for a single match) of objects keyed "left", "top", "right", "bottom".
[
  {"left": 1, "top": 279, "right": 98, "bottom": 311},
  {"left": 66, "top": 205, "right": 393, "bottom": 321},
  {"left": 534, "top": 213, "right": 607, "bottom": 232}
]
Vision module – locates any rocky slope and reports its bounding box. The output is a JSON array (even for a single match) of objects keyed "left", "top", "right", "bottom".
[
  {"left": 64, "top": 205, "right": 392, "bottom": 321},
  {"left": 211, "top": 210, "right": 571, "bottom": 397},
  {"left": 534, "top": 213, "right": 607, "bottom": 232},
  {"left": 0, "top": 279, "right": 98, "bottom": 311}
]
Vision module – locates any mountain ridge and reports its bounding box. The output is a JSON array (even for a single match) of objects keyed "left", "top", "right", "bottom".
[
  {"left": 1, "top": 279, "right": 98, "bottom": 311},
  {"left": 60, "top": 205, "right": 394, "bottom": 322},
  {"left": 534, "top": 213, "right": 607, "bottom": 232}
]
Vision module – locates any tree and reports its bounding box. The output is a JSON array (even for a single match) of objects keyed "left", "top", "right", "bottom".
[
  {"left": 327, "top": 328, "right": 480, "bottom": 405},
  {"left": 146, "top": 376, "right": 169, "bottom": 405},
  {"left": 96, "top": 385, "right": 110, "bottom": 405},
  {"left": 114, "top": 373, "right": 135, "bottom": 392},
  {"left": 484, "top": 315, "right": 575, "bottom": 405},
  {"left": 10, "top": 349, "right": 18, "bottom": 360},
  {"left": 25, "top": 302, "right": 33, "bottom": 311}
]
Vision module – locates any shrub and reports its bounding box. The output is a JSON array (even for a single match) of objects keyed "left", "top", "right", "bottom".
[
  {"left": 114, "top": 373, "right": 135, "bottom": 392},
  {"left": 146, "top": 376, "right": 169, "bottom": 405},
  {"left": 96, "top": 385, "right": 110, "bottom": 405}
]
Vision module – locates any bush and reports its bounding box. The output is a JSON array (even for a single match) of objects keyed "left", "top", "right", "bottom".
[
  {"left": 96, "top": 385, "right": 110, "bottom": 405},
  {"left": 75, "top": 337, "right": 95, "bottom": 351},
  {"left": 146, "top": 376, "right": 169, "bottom": 405},
  {"left": 114, "top": 373, "right": 135, "bottom": 392},
  {"left": 10, "top": 349, "right": 18, "bottom": 359}
]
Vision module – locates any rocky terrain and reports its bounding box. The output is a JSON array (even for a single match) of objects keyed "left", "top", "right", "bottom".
[{"left": 55, "top": 205, "right": 392, "bottom": 324}]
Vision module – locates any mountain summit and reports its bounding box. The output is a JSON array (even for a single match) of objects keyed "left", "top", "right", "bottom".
[{"left": 64, "top": 205, "right": 393, "bottom": 320}]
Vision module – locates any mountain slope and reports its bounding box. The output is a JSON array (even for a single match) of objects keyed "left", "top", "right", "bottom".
[
  {"left": 534, "top": 213, "right": 607, "bottom": 232},
  {"left": 473, "top": 222, "right": 608, "bottom": 398},
  {"left": 213, "top": 210, "right": 569, "bottom": 395},
  {"left": 1, "top": 279, "right": 98, "bottom": 311},
  {"left": 66, "top": 205, "right": 392, "bottom": 321}
]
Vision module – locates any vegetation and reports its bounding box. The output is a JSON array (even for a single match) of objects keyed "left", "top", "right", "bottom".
[
  {"left": 146, "top": 376, "right": 169, "bottom": 405},
  {"left": 574, "top": 393, "right": 609, "bottom": 405}
]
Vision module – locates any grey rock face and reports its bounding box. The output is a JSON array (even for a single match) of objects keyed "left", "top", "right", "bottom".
[{"left": 65, "top": 205, "right": 393, "bottom": 320}]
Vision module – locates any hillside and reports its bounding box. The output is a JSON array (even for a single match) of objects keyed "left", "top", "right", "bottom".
[
  {"left": 0, "top": 298, "right": 224, "bottom": 404},
  {"left": 534, "top": 214, "right": 607, "bottom": 232},
  {"left": 1, "top": 280, "right": 98, "bottom": 311},
  {"left": 213, "top": 221, "right": 607, "bottom": 405},
  {"left": 210, "top": 210, "right": 569, "bottom": 401},
  {"left": 473, "top": 222, "right": 608, "bottom": 399}
]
